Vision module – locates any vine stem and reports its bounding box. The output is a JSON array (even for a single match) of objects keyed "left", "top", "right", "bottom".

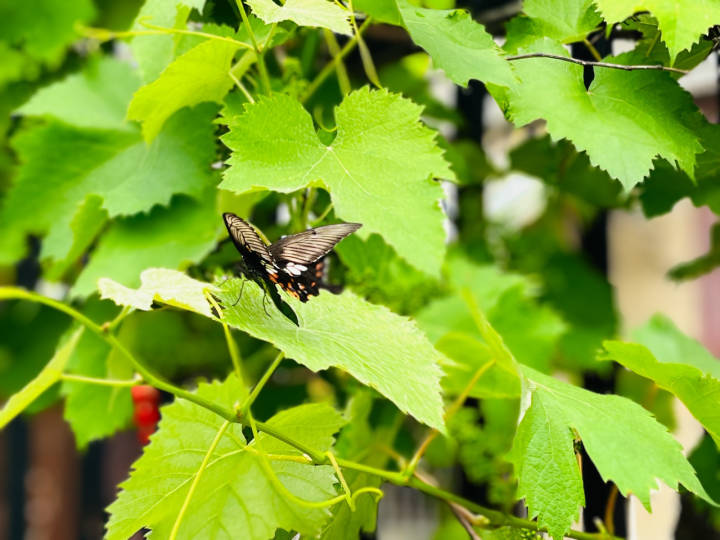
[
  {"left": 206, "top": 292, "right": 245, "bottom": 384},
  {"left": 61, "top": 374, "right": 141, "bottom": 387},
  {"left": 323, "top": 29, "right": 351, "bottom": 95},
  {"left": 301, "top": 18, "right": 372, "bottom": 103},
  {"left": 79, "top": 23, "right": 253, "bottom": 50},
  {"left": 505, "top": 52, "right": 689, "bottom": 74},
  {"left": 0, "top": 287, "right": 240, "bottom": 424},
  {"left": 234, "top": 0, "right": 272, "bottom": 94}
]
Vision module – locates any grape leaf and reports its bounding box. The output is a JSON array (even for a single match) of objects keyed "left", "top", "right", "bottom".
[
  {"left": 512, "top": 364, "right": 715, "bottom": 539},
  {"left": 0, "top": 0, "right": 95, "bottom": 64},
  {"left": 61, "top": 301, "right": 133, "bottom": 449},
  {"left": 603, "top": 340, "right": 720, "bottom": 447},
  {"left": 394, "top": 0, "right": 515, "bottom": 88},
  {"left": 71, "top": 194, "right": 218, "bottom": 297},
  {"left": 99, "top": 268, "right": 218, "bottom": 318},
  {"left": 353, "top": 0, "right": 401, "bottom": 25},
  {"left": 601, "top": 314, "right": 720, "bottom": 445},
  {"left": 516, "top": 0, "right": 602, "bottom": 44},
  {"left": 17, "top": 57, "right": 139, "bottom": 130},
  {"left": 248, "top": 0, "right": 351, "bottom": 35},
  {"left": 0, "top": 104, "right": 217, "bottom": 267},
  {"left": 593, "top": 0, "right": 720, "bottom": 61},
  {"left": 128, "top": 39, "right": 241, "bottom": 141},
  {"left": 220, "top": 88, "right": 453, "bottom": 276},
  {"left": 106, "top": 375, "right": 344, "bottom": 539},
  {"left": 0, "top": 327, "right": 82, "bottom": 429},
  {"left": 98, "top": 270, "right": 446, "bottom": 432},
  {"left": 129, "top": 0, "right": 207, "bottom": 82},
  {"left": 499, "top": 38, "right": 704, "bottom": 189}
]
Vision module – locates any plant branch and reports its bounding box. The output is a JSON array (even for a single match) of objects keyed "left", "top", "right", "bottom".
[
  {"left": 0, "top": 287, "right": 239, "bottom": 424},
  {"left": 61, "top": 373, "right": 141, "bottom": 387},
  {"left": 234, "top": 0, "right": 272, "bottom": 94},
  {"left": 505, "top": 52, "right": 689, "bottom": 74},
  {"left": 79, "top": 23, "right": 253, "bottom": 50},
  {"left": 301, "top": 18, "right": 372, "bottom": 103}
]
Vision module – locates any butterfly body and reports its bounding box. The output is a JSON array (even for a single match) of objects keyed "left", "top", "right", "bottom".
[{"left": 222, "top": 213, "right": 361, "bottom": 304}]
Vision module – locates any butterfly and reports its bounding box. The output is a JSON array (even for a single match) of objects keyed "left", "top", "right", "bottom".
[{"left": 222, "top": 213, "right": 361, "bottom": 322}]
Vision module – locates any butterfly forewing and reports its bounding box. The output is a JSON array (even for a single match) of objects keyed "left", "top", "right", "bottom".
[
  {"left": 222, "top": 213, "right": 274, "bottom": 266},
  {"left": 268, "top": 222, "right": 362, "bottom": 265}
]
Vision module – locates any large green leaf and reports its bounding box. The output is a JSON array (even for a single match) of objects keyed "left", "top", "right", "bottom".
[
  {"left": 18, "top": 57, "right": 139, "bottom": 130},
  {"left": 1, "top": 103, "right": 217, "bottom": 269},
  {"left": 594, "top": 0, "right": 720, "bottom": 61},
  {"left": 512, "top": 365, "right": 715, "bottom": 539},
  {"left": 129, "top": 0, "right": 207, "bottom": 82},
  {"left": 394, "top": 0, "right": 515, "bottom": 88},
  {"left": 499, "top": 38, "right": 704, "bottom": 189},
  {"left": 71, "top": 194, "right": 218, "bottom": 297},
  {"left": 106, "top": 375, "right": 344, "bottom": 539},
  {"left": 602, "top": 314, "right": 720, "bottom": 445},
  {"left": 128, "top": 39, "right": 241, "bottom": 141},
  {"left": 247, "top": 0, "right": 351, "bottom": 35},
  {"left": 98, "top": 269, "right": 446, "bottom": 431},
  {"left": 220, "top": 88, "right": 453, "bottom": 275},
  {"left": 0, "top": 327, "right": 82, "bottom": 429},
  {"left": 515, "top": 0, "right": 602, "bottom": 44}
]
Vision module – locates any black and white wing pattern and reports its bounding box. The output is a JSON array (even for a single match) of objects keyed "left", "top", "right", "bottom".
[
  {"left": 268, "top": 222, "right": 362, "bottom": 267},
  {"left": 222, "top": 213, "right": 274, "bottom": 268},
  {"left": 223, "top": 213, "right": 360, "bottom": 303}
]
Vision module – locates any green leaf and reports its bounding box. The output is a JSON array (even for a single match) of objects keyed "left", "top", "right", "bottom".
[
  {"left": 594, "top": 0, "right": 720, "bottom": 61},
  {"left": 71, "top": 194, "right": 218, "bottom": 297},
  {"left": 99, "top": 268, "right": 218, "bottom": 318},
  {"left": 514, "top": 0, "right": 602, "bottom": 44},
  {"left": 128, "top": 39, "right": 241, "bottom": 141},
  {"left": 601, "top": 315, "right": 720, "bottom": 445},
  {"left": 0, "top": 0, "right": 95, "bottom": 64},
  {"left": 17, "top": 57, "right": 140, "bottom": 130},
  {"left": 512, "top": 364, "right": 715, "bottom": 539},
  {"left": 129, "top": 0, "right": 207, "bottom": 82},
  {"left": 220, "top": 88, "right": 453, "bottom": 275},
  {"left": 106, "top": 375, "right": 344, "bottom": 539},
  {"left": 100, "top": 270, "right": 446, "bottom": 432},
  {"left": 394, "top": 0, "right": 515, "bottom": 88},
  {"left": 0, "top": 104, "right": 217, "bottom": 267},
  {"left": 247, "top": 0, "right": 351, "bottom": 35},
  {"left": 61, "top": 301, "right": 133, "bottom": 449},
  {"left": 0, "top": 327, "right": 82, "bottom": 429},
  {"left": 499, "top": 38, "right": 704, "bottom": 189},
  {"left": 416, "top": 257, "right": 565, "bottom": 374}
]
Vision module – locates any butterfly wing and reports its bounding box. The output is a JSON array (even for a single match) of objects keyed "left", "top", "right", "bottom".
[
  {"left": 222, "top": 213, "right": 275, "bottom": 268},
  {"left": 268, "top": 222, "right": 362, "bottom": 266},
  {"left": 269, "top": 260, "right": 324, "bottom": 303}
]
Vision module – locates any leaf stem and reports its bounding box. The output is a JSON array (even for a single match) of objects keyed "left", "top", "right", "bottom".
[
  {"left": 79, "top": 23, "right": 253, "bottom": 50},
  {"left": 61, "top": 373, "right": 141, "bottom": 387},
  {"left": 323, "top": 29, "right": 351, "bottom": 94},
  {"left": 170, "top": 420, "right": 231, "bottom": 540},
  {"left": 240, "top": 351, "right": 284, "bottom": 412},
  {"left": 301, "top": 18, "right": 372, "bottom": 103},
  {"left": 505, "top": 52, "right": 689, "bottom": 74},
  {"left": 228, "top": 70, "right": 255, "bottom": 103},
  {"left": 583, "top": 38, "right": 603, "bottom": 62},
  {"left": 206, "top": 292, "right": 245, "bottom": 384},
  {"left": 234, "top": 0, "right": 272, "bottom": 94}
]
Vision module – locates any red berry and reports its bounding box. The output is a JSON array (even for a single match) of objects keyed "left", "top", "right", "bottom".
[
  {"left": 134, "top": 401, "right": 160, "bottom": 426},
  {"left": 131, "top": 385, "right": 160, "bottom": 404}
]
